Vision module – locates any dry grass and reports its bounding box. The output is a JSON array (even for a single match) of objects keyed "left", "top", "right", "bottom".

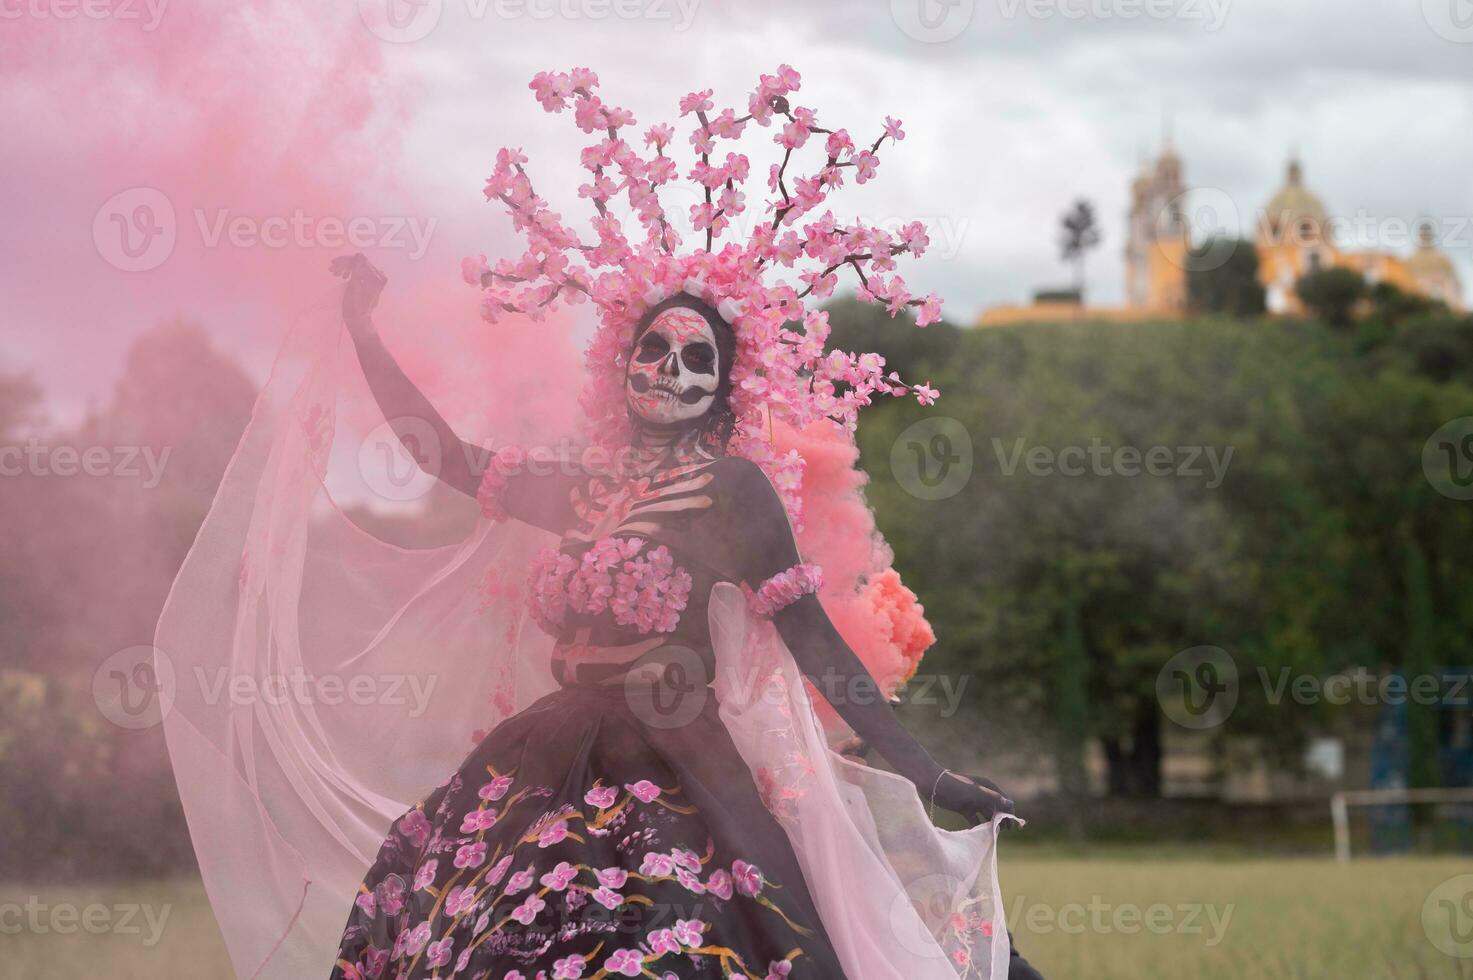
[
  {"left": 1001, "top": 851, "right": 1473, "bottom": 979},
  {"left": 2, "top": 855, "right": 1470, "bottom": 978}
]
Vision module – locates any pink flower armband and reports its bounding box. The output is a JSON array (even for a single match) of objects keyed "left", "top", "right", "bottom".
[
  {"left": 476, "top": 446, "right": 525, "bottom": 523},
  {"left": 743, "top": 563, "right": 823, "bottom": 618}
]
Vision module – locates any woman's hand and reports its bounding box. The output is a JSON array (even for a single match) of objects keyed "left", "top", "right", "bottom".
[
  {"left": 331, "top": 253, "right": 386, "bottom": 338},
  {"left": 928, "top": 770, "right": 1016, "bottom": 826}
]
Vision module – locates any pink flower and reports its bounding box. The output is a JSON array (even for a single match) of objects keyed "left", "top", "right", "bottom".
[
  {"left": 648, "top": 928, "right": 681, "bottom": 955},
  {"left": 511, "top": 893, "right": 546, "bottom": 925},
  {"left": 461, "top": 254, "right": 489, "bottom": 286},
  {"left": 397, "top": 810, "right": 430, "bottom": 849},
  {"left": 673, "top": 917, "right": 706, "bottom": 946},
  {"left": 584, "top": 783, "right": 617, "bottom": 809},
  {"left": 605, "top": 949, "right": 645, "bottom": 976},
  {"left": 506, "top": 867, "right": 535, "bottom": 894},
  {"left": 406, "top": 922, "right": 433, "bottom": 957},
  {"left": 640, "top": 852, "right": 676, "bottom": 876},
  {"left": 445, "top": 883, "right": 478, "bottom": 917},
  {"left": 354, "top": 891, "right": 376, "bottom": 916},
  {"left": 732, "top": 860, "right": 763, "bottom": 897},
  {"left": 412, "top": 859, "right": 438, "bottom": 892},
  {"left": 900, "top": 220, "right": 930, "bottom": 255},
  {"left": 678, "top": 89, "right": 713, "bottom": 115},
  {"left": 705, "top": 869, "right": 733, "bottom": 901},
  {"left": 592, "top": 886, "right": 624, "bottom": 910},
  {"left": 644, "top": 123, "right": 674, "bottom": 149},
  {"left": 460, "top": 808, "right": 498, "bottom": 833},
  {"left": 453, "top": 842, "right": 487, "bottom": 870},
  {"left": 854, "top": 150, "right": 879, "bottom": 183},
  {"left": 426, "top": 937, "right": 454, "bottom": 968},
  {"left": 745, "top": 564, "right": 823, "bottom": 617},
  {"left": 765, "top": 961, "right": 793, "bottom": 980},
  {"left": 553, "top": 954, "right": 588, "bottom": 979},
  {"left": 538, "top": 820, "right": 569, "bottom": 848},
  {"left": 480, "top": 778, "right": 515, "bottom": 801},
  {"left": 378, "top": 877, "right": 406, "bottom": 917},
  {"left": 540, "top": 861, "right": 578, "bottom": 891},
  {"left": 915, "top": 292, "right": 944, "bottom": 328},
  {"left": 624, "top": 780, "right": 661, "bottom": 803},
  {"left": 883, "top": 116, "right": 906, "bottom": 141},
  {"left": 778, "top": 119, "right": 810, "bottom": 150},
  {"left": 914, "top": 383, "right": 940, "bottom": 406},
  {"left": 825, "top": 129, "right": 854, "bottom": 157},
  {"left": 595, "top": 867, "right": 628, "bottom": 889}
]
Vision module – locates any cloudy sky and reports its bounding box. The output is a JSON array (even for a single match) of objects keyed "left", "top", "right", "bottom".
[{"left": 5, "top": 0, "right": 1472, "bottom": 420}]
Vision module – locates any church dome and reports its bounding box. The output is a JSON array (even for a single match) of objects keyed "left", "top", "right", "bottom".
[
  {"left": 1262, "top": 159, "right": 1329, "bottom": 240},
  {"left": 1407, "top": 221, "right": 1457, "bottom": 280}
]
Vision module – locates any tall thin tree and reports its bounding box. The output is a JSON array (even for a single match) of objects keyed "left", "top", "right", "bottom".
[{"left": 1059, "top": 199, "right": 1102, "bottom": 302}]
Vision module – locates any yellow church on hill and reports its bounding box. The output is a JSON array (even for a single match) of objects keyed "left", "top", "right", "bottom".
[{"left": 978, "top": 146, "right": 1464, "bottom": 326}]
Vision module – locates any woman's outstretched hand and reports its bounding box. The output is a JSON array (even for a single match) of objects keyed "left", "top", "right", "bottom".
[
  {"left": 331, "top": 253, "right": 386, "bottom": 338},
  {"left": 929, "top": 770, "right": 1016, "bottom": 826}
]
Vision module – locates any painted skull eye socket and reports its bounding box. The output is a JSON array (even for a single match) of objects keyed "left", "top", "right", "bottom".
[
  {"left": 634, "top": 334, "right": 670, "bottom": 364},
  {"left": 681, "top": 342, "right": 716, "bottom": 375}
]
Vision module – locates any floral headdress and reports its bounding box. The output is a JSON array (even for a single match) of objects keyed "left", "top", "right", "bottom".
[{"left": 462, "top": 66, "right": 943, "bottom": 528}]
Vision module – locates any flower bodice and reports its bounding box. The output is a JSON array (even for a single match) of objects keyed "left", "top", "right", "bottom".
[
  {"left": 478, "top": 449, "right": 822, "bottom": 658},
  {"left": 527, "top": 534, "right": 694, "bottom": 638}
]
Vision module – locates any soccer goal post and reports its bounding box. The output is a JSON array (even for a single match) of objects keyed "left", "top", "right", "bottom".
[{"left": 1331, "top": 788, "right": 1473, "bottom": 862}]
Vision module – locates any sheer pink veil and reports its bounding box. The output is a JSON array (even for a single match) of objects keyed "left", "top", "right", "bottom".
[
  {"left": 156, "top": 293, "right": 1014, "bottom": 979},
  {"left": 155, "top": 295, "right": 562, "bottom": 977}
]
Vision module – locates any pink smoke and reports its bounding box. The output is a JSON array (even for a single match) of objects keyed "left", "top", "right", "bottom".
[
  {"left": 777, "top": 419, "right": 937, "bottom": 699},
  {"left": 2, "top": 3, "right": 582, "bottom": 436}
]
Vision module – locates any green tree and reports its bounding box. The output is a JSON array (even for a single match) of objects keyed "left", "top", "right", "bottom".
[
  {"left": 1296, "top": 267, "right": 1366, "bottom": 328},
  {"left": 841, "top": 300, "right": 1473, "bottom": 802},
  {"left": 1187, "top": 238, "right": 1266, "bottom": 317}
]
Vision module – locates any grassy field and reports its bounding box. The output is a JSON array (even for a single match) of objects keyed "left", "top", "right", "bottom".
[
  {"left": 1000, "top": 850, "right": 1473, "bottom": 979},
  {"left": 1, "top": 853, "right": 1469, "bottom": 978}
]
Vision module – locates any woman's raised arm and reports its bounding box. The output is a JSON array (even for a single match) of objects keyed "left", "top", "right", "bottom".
[{"left": 331, "top": 253, "right": 485, "bottom": 500}]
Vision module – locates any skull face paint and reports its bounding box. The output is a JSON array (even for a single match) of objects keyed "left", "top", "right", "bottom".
[{"left": 625, "top": 306, "right": 721, "bottom": 426}]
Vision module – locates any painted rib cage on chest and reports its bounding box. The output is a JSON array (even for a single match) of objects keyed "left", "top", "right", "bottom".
[{"left": 566, "top": 460, "right": 718, "bottom": 544}]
